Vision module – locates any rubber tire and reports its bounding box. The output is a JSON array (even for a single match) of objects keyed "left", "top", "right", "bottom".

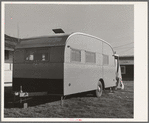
[{"left": 95, "top": 81, "right": 103, "bottom": 97}]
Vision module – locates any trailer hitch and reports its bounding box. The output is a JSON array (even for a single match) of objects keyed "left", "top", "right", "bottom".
[{"left": 14, "top": 86, "right": 29, "bottom": 97}]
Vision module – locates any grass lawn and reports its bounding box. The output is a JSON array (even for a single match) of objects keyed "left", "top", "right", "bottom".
[{"left": 4, "top": 81, "right": 133, "bottom": 118}]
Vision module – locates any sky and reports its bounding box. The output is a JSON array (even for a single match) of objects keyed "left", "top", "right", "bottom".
[{"left": 4, "top": 3, "right": 134, "bottom": 56}]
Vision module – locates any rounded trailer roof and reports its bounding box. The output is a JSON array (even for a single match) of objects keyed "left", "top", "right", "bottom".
[
  {"left": 67, "top": 32, "right": 114, "bottom": 53},
  {"left": 15, "top": 32, "right": 114, "bottom": 53}
]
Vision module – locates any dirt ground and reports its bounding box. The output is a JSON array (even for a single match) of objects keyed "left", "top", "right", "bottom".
[{"left": 4, "top": 81, "right": 133, "bottom": 118}]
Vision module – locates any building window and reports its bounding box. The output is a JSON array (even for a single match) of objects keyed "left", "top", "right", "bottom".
[
  {"left": 71, "top": 49, "right": 81, "bottom": 62},
  {"left": 121, "top": 66, "right": 126, "bottom": 74},
  {"left": 103, "top": 54, "right": 109, "bottom": 65},
  {"left": 5, "top": 50, "right": 9, "bottom": 60},
  {"left": 86, "top": 51, "right": 96, "bottom": 63}
]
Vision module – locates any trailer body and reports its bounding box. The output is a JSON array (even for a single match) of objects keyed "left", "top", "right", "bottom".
[{"left": 13, "top": 32, "right": 117, "bottom": 97}]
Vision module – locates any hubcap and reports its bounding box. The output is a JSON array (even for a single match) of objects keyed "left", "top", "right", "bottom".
[{"left": 98, "top": 86, "right": 101, "bottom": 91}]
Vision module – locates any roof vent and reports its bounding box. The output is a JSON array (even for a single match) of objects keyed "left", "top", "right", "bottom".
[{"left": 52, "top": 28, "right": 65, "bottom": 34}]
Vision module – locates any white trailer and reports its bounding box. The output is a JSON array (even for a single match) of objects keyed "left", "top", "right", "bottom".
[
  {"left": 13, "top": 32, "right": 118, "bottom": 100},
  {"left": 64, "top": 32, "right": 117, "bottom": 96}
]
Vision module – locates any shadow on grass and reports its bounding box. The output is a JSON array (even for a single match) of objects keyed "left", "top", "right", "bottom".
[
  {"left": 4, "top": 86, "right": 61, "bottom": 108},
  {"left": 4, "top": 87, "right": 97, "bottom": 109},
  {"left": 4, "top": 86, "right": 115, "bottom": 109}
]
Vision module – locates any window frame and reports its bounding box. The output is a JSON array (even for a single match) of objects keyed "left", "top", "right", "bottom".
[
  {"left": 70, "top": 48, "right": 81, "bottom": 63},
  {"left": 85, "top": 51, "right": 96, "bottom": 64},
  {"left": 25, "top": 48, "right": 50, "bottom": 63},
  {"left": 103, "top": 54, "right": 109, "bottom": 66},
  {"left": 25, "top": 49, "right": 35, "bottom": 62}
]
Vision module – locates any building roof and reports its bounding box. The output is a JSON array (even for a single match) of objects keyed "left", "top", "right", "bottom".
[
  {"left": 5, "top": 47, "right": 14, "bottom": 51},
  {"left": 119, "top": 55, "right": 134, "bottom": 58},
  {"left": 5, "top": 34, "right": 20, "bottom": 51},
  {"left": 119, "top": 55, "right": 134, "bottom": 65}
]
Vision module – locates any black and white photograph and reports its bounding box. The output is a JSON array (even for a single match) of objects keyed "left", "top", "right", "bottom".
[{"left": 1, "top": 1, "right": 148, "bottom": 122}]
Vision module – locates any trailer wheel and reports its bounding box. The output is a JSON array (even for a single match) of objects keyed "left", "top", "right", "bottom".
[{"left": 95, "top": 81, "right": 103, "bottom": 97}]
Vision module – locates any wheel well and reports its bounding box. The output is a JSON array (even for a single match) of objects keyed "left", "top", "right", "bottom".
[{"left": 99, "top": 79, "right": 105, "bottom": 90}]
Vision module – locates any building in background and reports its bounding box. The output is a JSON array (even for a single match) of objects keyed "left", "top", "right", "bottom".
[
  {"left": 5, "top": 34, "right": 19, "bottom": 86},
  {"left": 119, "top": 56, "right": 134, "bottom": 81}
]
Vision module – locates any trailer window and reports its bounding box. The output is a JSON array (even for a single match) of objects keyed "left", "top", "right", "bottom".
[
  {"left": 26, "top": 50, "right": 35, "bottom": 61},
  {"left": 86, "top": 51, "right": 96, "bottom": 63},
  {"left": 25, "top": 48, "right": 49, "bottom": 62},
  {"left": 71, "top": 49, "right": 81, "bottom": 62},
  {"left": 103, "top": 54, "right": 109, "bottom": 65},
  {"left": 35, "top": 49, "right": 49, "bottom": 61}
]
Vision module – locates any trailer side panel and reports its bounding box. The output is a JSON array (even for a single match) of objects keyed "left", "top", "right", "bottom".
[{"left": 64, "top": 34, "right": 103, "bottom": 95}]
